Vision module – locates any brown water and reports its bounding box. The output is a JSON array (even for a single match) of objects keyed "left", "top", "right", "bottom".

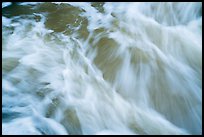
[{"left": 2, "top": 2, "right": 202, "bottom": 135}]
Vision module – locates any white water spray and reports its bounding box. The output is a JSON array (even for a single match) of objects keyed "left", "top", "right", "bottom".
[{"left": 2, "top": 2, "right": 202, "bottom": 135}]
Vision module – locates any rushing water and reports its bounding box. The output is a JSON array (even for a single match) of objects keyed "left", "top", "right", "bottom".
[{"left": 2, "top": 2, "right": 202, "bottom": 135}]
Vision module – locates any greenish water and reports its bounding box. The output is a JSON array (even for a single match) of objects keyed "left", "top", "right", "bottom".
[{"left": 2, "top": 2, "right": 202, "bottom": 135}]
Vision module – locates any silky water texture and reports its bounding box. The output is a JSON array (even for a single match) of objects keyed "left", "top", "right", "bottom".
[{"left": 2, "top": 2, "right": 202, "bottom": 135}]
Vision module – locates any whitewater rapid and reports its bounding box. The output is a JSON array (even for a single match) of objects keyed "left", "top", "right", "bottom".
[{"left": 2, "top": 2, "right": 202, "bottom": 135}]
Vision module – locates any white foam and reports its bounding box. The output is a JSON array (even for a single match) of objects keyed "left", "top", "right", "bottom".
[
  {"left": 2, "top": 2, "right": 11, "bottom": 8},
  {"left": 2, "top": 2, "right": 202, "bottom": 135}
]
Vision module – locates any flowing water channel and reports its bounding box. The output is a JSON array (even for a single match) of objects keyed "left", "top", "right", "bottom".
[{"left": 2, "top": 2, "right": 202, "bottom": 135}]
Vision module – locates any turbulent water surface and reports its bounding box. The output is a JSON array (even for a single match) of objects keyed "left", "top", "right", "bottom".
[{"left": 2, "top": 2, "right": 202, "bottom": 135}]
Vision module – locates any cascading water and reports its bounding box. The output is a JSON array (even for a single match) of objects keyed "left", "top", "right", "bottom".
[{"left": 2, "top": 2, "right": 202, "bottom": 135}]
